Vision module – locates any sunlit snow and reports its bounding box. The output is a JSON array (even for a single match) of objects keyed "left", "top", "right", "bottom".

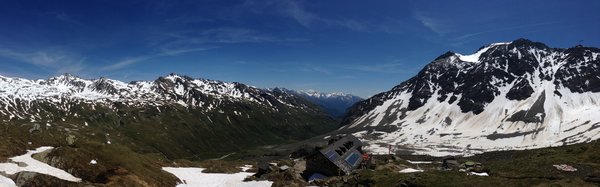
[
  {"left": 0, "top": 147, "right": 81, "bottom": 186},
  {"left": 163, "top": 167, "right": 272, "bottom": 187}
]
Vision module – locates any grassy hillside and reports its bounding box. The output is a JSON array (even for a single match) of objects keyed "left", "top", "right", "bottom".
[{"left": 0, "top": 100, "right": 337, "bottom": 186}]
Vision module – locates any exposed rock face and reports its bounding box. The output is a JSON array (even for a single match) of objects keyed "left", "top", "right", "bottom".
[{"left": 341, "top": 39, "right": 600, "bottom": 156}]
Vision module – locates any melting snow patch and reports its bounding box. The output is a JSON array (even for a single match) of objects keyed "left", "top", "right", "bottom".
[
  {"left": 553, "top": 164, "right": 577, "bottom": 172},
  {"left": 0, "top": 175, "right": 16, "bottom": 187},
  {"left": 399, "top": 168, "right": 424, "bottom": 173},
  {"left": 0, "top": 146, "right": 81, "bottom": 184},
  {"left": 162, "top": 167, "right": 272, "bottom": 187},
  {"left": 89, "top": 160, "right": 97, "bottom": 165},
  {"left": 406, "top": 160, "right": 433, "bottom": 164},
  {"left": 240, "top": 165, "right": 253, "bottom": 172},
  {"left": 468, "top": 172, "right": 489, "bottom": 176}
]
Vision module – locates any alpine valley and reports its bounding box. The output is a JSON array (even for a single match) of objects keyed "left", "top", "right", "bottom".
[{"left": 0, "top": 73, "right": 341, "bottom": 186}]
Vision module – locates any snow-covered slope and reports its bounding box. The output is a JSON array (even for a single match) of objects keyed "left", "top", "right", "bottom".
[{"left": 341, "top": 39, "right": 600, "bottom": 156}]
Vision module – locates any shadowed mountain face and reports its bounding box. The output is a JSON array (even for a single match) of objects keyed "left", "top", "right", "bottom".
[{"left": 340, "top": 39, "right": 600, "bottom": 156}]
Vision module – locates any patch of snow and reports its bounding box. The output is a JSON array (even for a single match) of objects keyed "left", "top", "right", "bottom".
[
  {"left": 0, "top": 146, "right": 81, "bottom": 182},
  {"left": 406, "top": 160, "right": 433, "bottom": 164},
  {"left": 240, "top": 165, "right": 253, "bottom": 172},
  {"left": 399, "top": 168, "right": 424, "bottom": 173},
  {"left": 162, "top": 167, "right": 272, "bottom": 187},
  {"left": 0, "top": 175, "right": 16, "bottom": 187},
  {"left": 89, "top": 160, "right": 97, "bottom": 165},
  {"left": 468, "top": 172, "right": 489, "bottom": 176},
  {"left": 457, "top": 42, "right": 511, "bottom": 63}
]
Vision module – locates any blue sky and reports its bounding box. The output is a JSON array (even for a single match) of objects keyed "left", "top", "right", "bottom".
[{"left": 0, "top": 0, "right": 598, "bottom": 97}]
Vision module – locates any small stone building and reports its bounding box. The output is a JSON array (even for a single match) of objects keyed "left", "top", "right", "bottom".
[{"left": 304, "top": 135, "right": 364, "bottom": 178}]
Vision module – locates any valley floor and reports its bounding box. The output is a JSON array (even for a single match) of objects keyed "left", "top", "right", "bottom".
[
  {"left": 238, "top": 139, "right": 600, "bottom": 186},
  {"left": 2, "top": 133, "right": 600, "bottom": 186}
]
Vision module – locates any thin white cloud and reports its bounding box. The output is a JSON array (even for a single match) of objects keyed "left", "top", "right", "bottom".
[
  {"left": 343, "top": 63, "right": 408, "bottom": 73},
  {"left": 414, "top": 11, "right": 448, "bottom": 36},
  {"left": 108, "top": 27, "right": 303, "bottom": 71},
  {"left": 102, "top": 56, "right": 152, "bottom": 71},
  {"left": 299, "top": 66, "right": 332, "bottom": 75},
  {"left": 279, "top": 0, "right": 318, "bottom": 28},
  {"left": 53, "top": 12, "right": 82, "bottom": 25},
  {"left": 155, "top": 27, "right": 306, "bottom": 53},
  {"left": 166, "top": 15, "right": 214, "bottom": 24},
  {"left": 102, "top": 47, "right": 212, "bottom": 71},
  {"left": 0, "top": 48, "right": 85, "bottom": 74},
  {"left": 166, "top": 28, "right": 284, "bottom": 45},
  {"left": 245, "top": 0, "right": 396, "bottom": 33},
  {"left": 455, "top": 21, "right": 558, "bottom": 41}
]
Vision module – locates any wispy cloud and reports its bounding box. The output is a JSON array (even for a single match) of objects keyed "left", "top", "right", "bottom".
[
  {"left": 155, "top": 27, "right": 306, "bottom": 53},
  {"left": 279, "top": 1, "right": 385, "bottom": 32},
  {"left": 166, "top": 15, "right": 214, "bottom": 24},
  {"left": 244, "top": 0, "right": 397, "bottom": 33},
  {"left": 299, "top": 65, "right": 332, "bottom": 75},
  {"left": 343, "top": 63, "right": 408, "bottom": 73},
  {"left": 278, "top": 0, "right": 318, "bottom": 28},
  {"left": 0, "top": 48, "right": 85, "bottom": 74},
  {"left": 53, "top": 12, "right": 82, "bottom": 25},
  {"left": 455, "top": 21, "right": 559, "bottom": 41},
  {"left": 111, "top": 26, "right": 302, "bottom": 71},
  {"left": 414, "top": 11, "right": 448, "bottom": 36},
  {"left": 102, "top": 47, "right": 213, "bottom": 71}
]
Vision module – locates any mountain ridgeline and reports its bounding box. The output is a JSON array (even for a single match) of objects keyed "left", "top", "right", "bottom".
[{"left": 340, "top": 38, "right": 600, "bottom": 156}]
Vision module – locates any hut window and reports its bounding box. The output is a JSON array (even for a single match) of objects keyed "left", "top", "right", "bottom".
[
  {"left": 345, "top": 152, "right": 360, "bottom": 166},
  {"left": 325, "top": 150, "right": 339, "bottom": 160}
]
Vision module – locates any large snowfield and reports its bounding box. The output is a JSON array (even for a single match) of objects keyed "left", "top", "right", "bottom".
[
  {"left": 162, "top": 166, "right": 273, "bottom": 187},
  {"left": 0, "top": 146, "right": 81, "bottom": 187}
]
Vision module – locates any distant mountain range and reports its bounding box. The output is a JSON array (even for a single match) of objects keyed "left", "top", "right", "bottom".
[
  {"left": 340, "top": 38, "right": 600, "bottom": 156},
  {"left": 277, "top": 88, "right": 363, "bottom": 118}
]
